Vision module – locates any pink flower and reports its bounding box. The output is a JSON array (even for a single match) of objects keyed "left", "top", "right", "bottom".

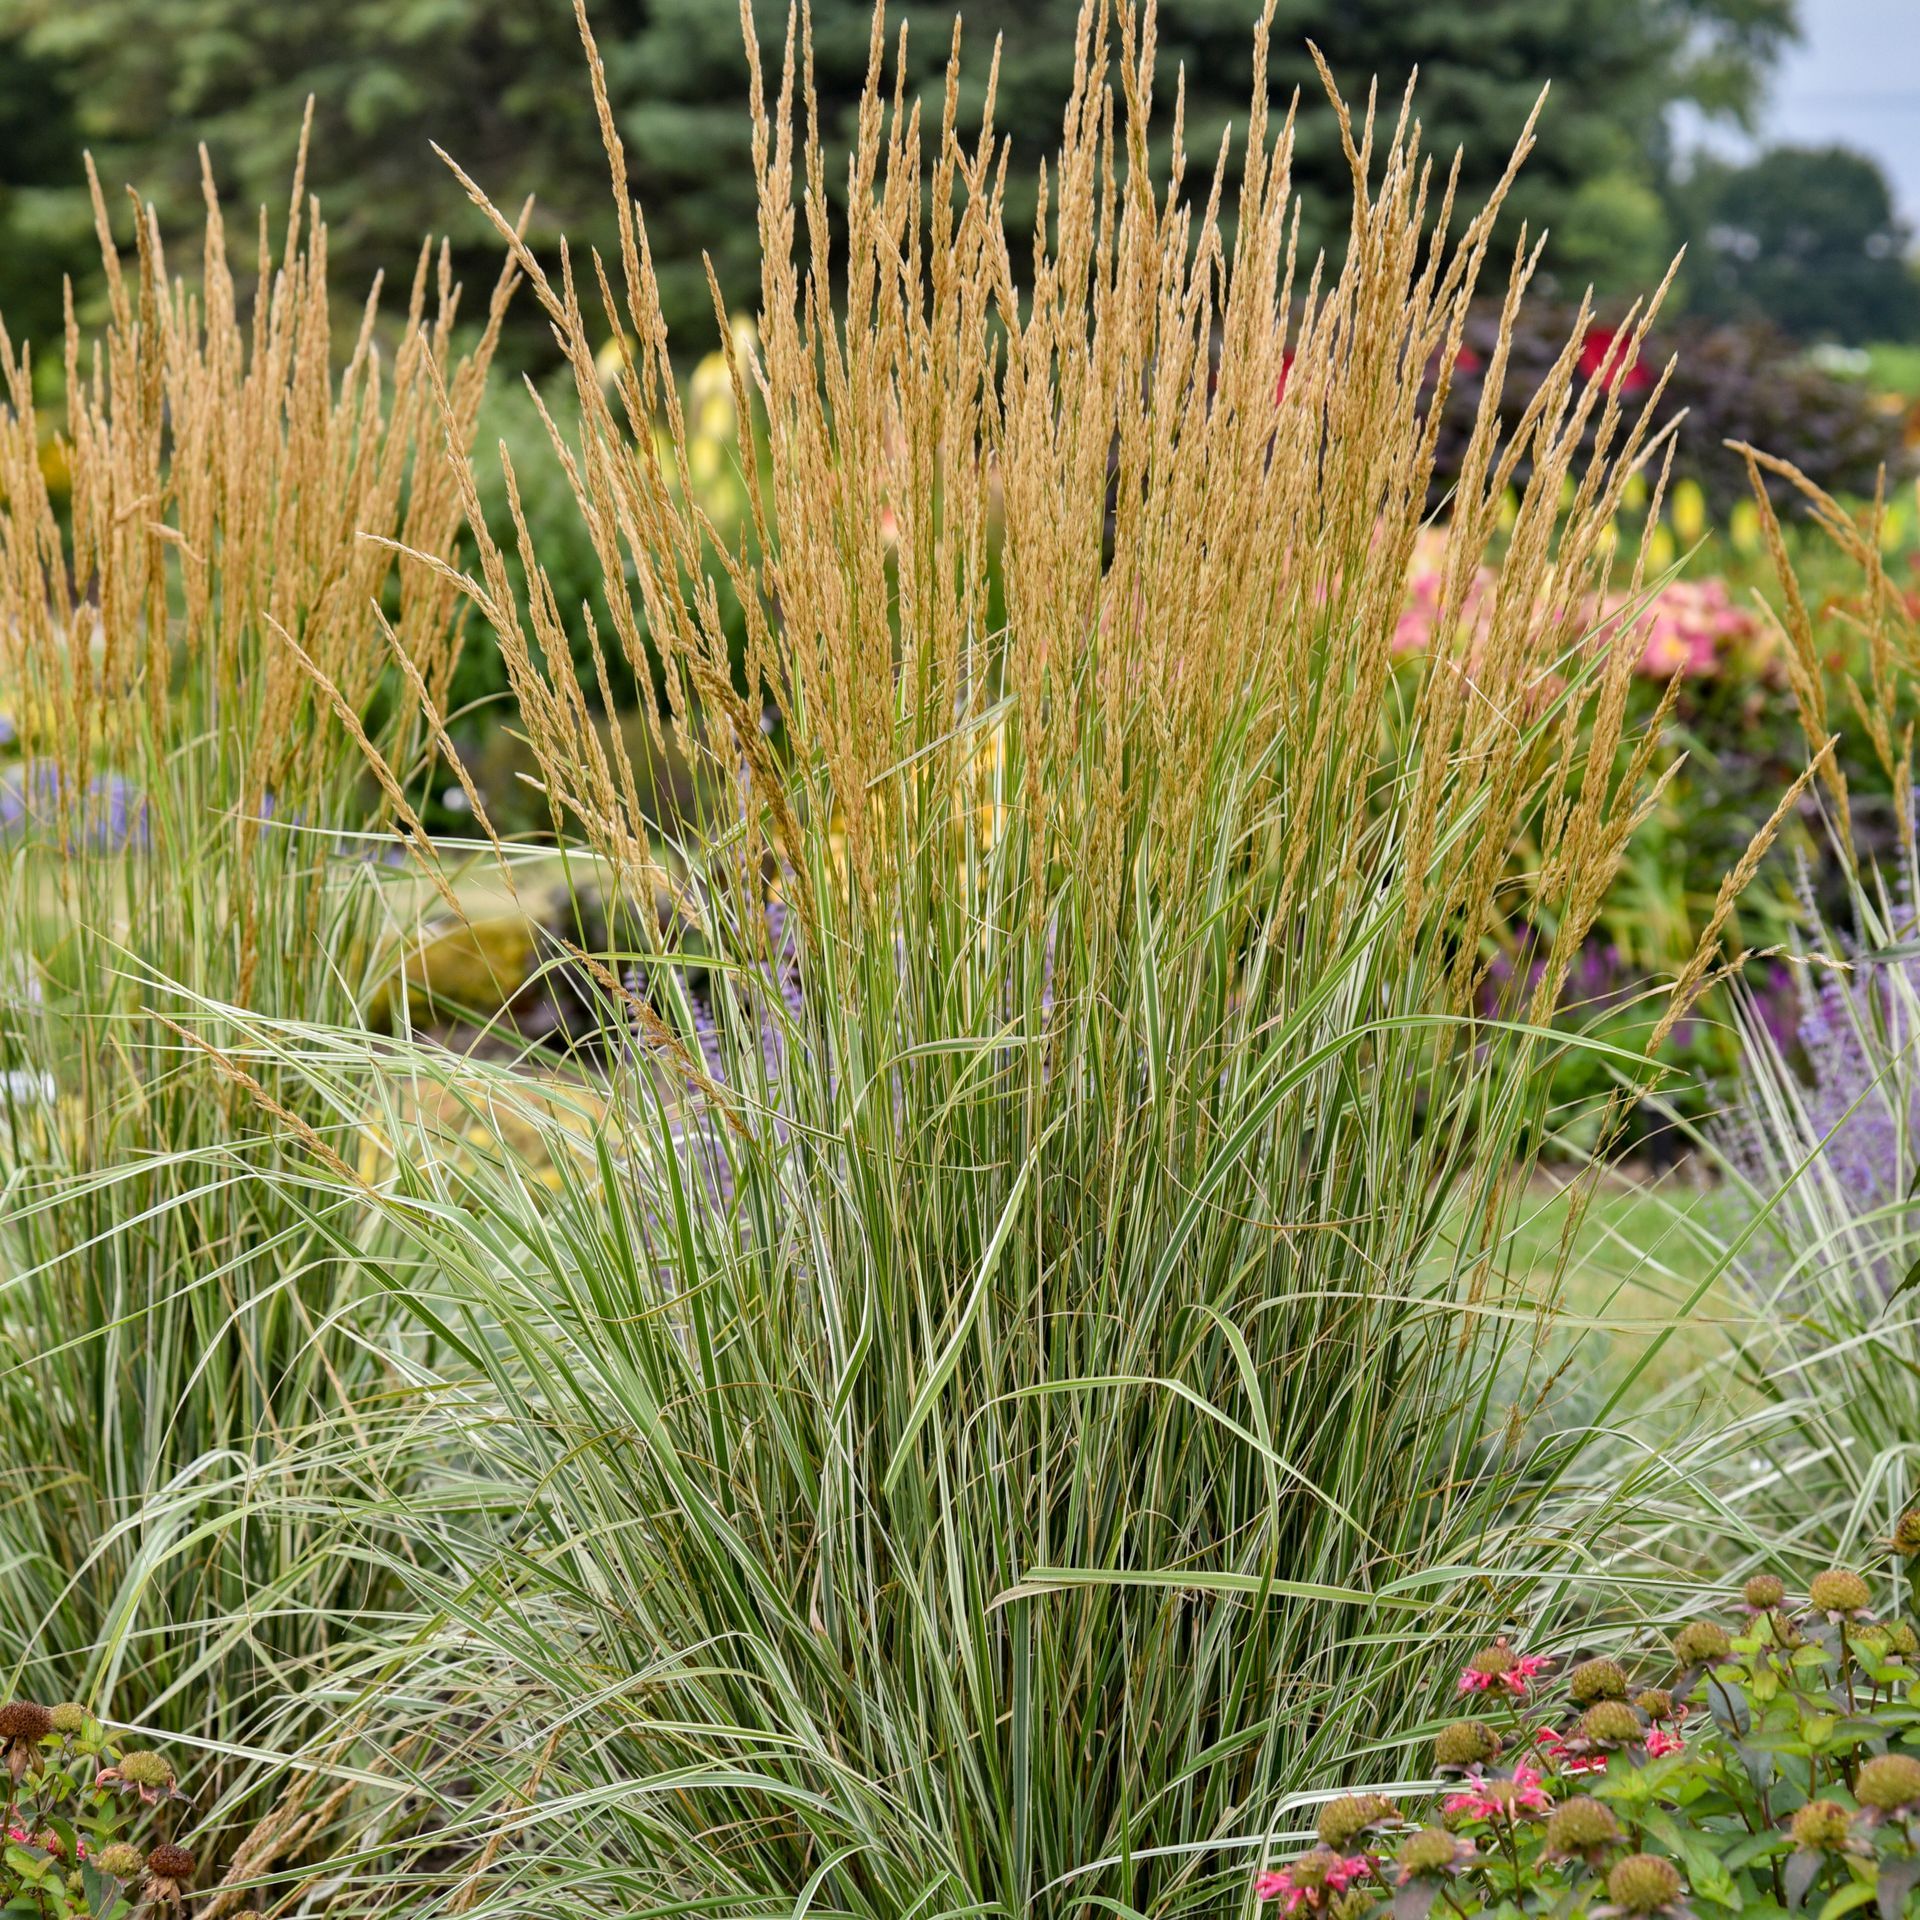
[
  {"left": 1254, "top": 1854, "right": 1375, "bottom": 1911},
  {"left": 1646, "top": 1726, "right": 1685, "bottom": 1758},
  {"left": 1457, "top": 1651, "right": 1552, "bottom": 1697},
  {"left": 1536, "top": 1735, "right": 1612, "bottom": 1774},
  {"left": 1587, "top": 577, "right": 1758, "bottom": 682},
  {"left": 1443, "top": 1759, "right": 1552, "bottom": 1823},
  {"left": 1325, "top": 1855, "right": 1372, "bottom": 1891},
  {"left": 1534, "top": 1727, "right": 1608, "bottom": 1776}
]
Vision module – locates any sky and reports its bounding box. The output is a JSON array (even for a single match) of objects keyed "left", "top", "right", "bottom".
[{"left": 1692, "top": 0, "right": 1920, "bottom": 223}]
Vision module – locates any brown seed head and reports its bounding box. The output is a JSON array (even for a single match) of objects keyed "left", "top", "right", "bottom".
[
  {"left": 145, "top": 1843, "right": 195, "bottom": 1883},
  {"left": 0, "top": 1702, "right": 51, "bottom": 1744}
]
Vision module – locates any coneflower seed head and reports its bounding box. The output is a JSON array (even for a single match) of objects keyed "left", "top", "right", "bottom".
[
  {"left": 0, "top": 1703, "right": 51, "bottom": 1743},
  {"left": 1808, "top": 1569, "right": 1872, "bottom": 1615},
  {"left": 1856, "top": 1753, "right": 1920, "bottom": 1812},
  {"left": 1317, "top": 1792, "right": 1394, "bottom": 1851},
  {"left": 1546, "top": 1796, "right": 1620, "bottom": 1854},
  {"left": 1567, "top": 1657, "right": 1628, "bottom": 1704},
  {"left": 145, "top": 1843, "right": 195, "bottom": 1881},
  {"left": 1606, "top": 1854, "right": 1682, "bottom": 1913},
  {"left": 1671, "top": 1620, "right": 1730, "bottom": 1666},
  {"left": 1791, "top": 1800, "right": 1854, "bottom": 1851}
]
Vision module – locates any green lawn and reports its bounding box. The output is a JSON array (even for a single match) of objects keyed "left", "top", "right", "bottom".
[{"left": 1500, "top": 1171, "right": 1739, "bottom": 1418}]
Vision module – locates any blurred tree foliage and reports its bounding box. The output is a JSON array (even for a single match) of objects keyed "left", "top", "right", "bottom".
[
  {"left": 1674, "top": 144, "right": 1920, "bottom": 344},
  {"left": 0, "top": 27, "right": 86, "bottom": 354},
  {"left": 0, "top": 0, "right": 1795, "bottom": 367}
]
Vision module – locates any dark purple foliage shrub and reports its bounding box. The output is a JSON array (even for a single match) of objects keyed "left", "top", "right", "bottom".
[{"left": 1426, "top": 305, "right": 1907, "bottom": 516}]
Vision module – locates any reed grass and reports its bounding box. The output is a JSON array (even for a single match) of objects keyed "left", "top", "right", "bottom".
[
  {"left": 174, "top": 3, "right": 1828, "bottom": 1913},
  {"left": 0, "top": 114, "right": 514, "bottom": 1835}
]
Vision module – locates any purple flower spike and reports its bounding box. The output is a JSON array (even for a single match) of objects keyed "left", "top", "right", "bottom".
[{"left": 0, "top": 760, "right": 148, "bottom": 853}]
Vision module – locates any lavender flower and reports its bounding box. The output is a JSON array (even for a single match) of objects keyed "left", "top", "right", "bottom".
[
  {"left": 660, "top": 892, "right": 1058, "bottom": 1218},
  {"left": 1715, "top": 876, "right": 1920, "bottom": 1305},
  {"left": 0, "top": 761, "right": 148, "bottom": 852},
  {"left": 671, "top": 898, "right": 811, "bottom": 1210}
]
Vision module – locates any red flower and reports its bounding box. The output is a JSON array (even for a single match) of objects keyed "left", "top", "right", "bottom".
[
  {"left": 1255, "top": 1872, "right": 1289, "bottom": 1902},
  {"left": 1577, "top": 327, "right": 1651, "bottom": 395},
  {"left": 1275, "top": 351, "right": 1297, "bottom": 404},
  {"left": 1456, "top": 344, "right": 1484, "bottom": 375},
  {"left": 1646, "top": 1726, "right": 1685, "bottom": 1758}
]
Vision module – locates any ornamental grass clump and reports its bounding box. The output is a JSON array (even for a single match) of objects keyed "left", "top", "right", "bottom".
[
  {"left": 235, "top": 0, "right": 1818, "bottom": 1912},
  {"left": 0, "top": 111, "right": 513, "bottom": 1823},
  {"left": 1248, "top": 1563, "right": 1920, "bottom": 1917}
]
